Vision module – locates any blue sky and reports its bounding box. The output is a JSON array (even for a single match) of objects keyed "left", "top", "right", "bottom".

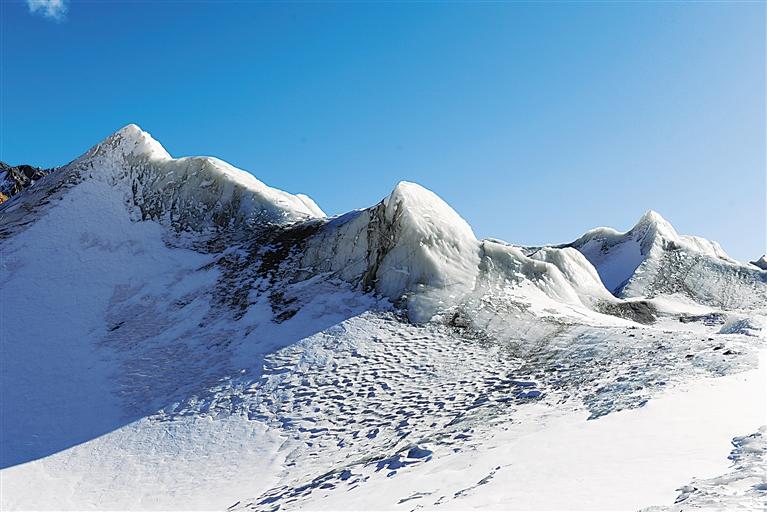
[{"left": 2, "top": 1, "right": 764, "bottom": 260}]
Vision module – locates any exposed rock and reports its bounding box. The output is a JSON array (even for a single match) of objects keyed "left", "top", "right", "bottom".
[
  {"left": 0, "top": 162, "right": 54, "bottom": 204},
  {"left": 750, "top": 255, "right": 767, "bottom": 270},
  {"left": 598, "top": 299, "right": 657, "bottom": 325}
]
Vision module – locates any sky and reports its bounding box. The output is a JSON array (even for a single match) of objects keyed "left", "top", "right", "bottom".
[{"left": 1, "top": 1, "right": 765, "bottom": 261}]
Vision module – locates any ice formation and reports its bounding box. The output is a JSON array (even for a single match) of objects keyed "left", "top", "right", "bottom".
[{"left": 299, "top": 181, "right": 482, "bottom": 322}]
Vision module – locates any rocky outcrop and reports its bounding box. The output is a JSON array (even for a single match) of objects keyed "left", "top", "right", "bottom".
[
  {"left": 0, "top": 162, "right": 53, "bottom": 204},
  {"left": 750, "top": 255, "right": 767, "bottom": 270}
]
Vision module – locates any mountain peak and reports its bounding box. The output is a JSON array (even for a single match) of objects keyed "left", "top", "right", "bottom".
[
  {"left": 58, "top": 125, "right": 323, "bottom": 231},
  {"left": 638, "top": 209, "right": 665, "bottom": 223},
  {"left": 383, "top": 180, "right": 477, "bottom": 242},
  {"left": 67, "top": 124, "right": 172, "bottom": 170},
  {"left": 385, "top": 181, "right": 434, "bottom": 207},
  {"left": 637, "top": 210, "right": 671, "bottom": 226},
  {"left": 114, "top": 123, "right": 145, "bottom": 137},
  {"left": 633, "top": 209, "right": 677, "bottom": 236},
  {"left": 96, "top": 124, "right": 171, "bottom": 161}
]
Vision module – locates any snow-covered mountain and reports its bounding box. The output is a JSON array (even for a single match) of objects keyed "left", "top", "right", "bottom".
[
  {"left": 2, "top": 125, "right": 765, "bottom": 511},
  {"left": 564, "top": 210, "right": 766, "bottom": 311}
]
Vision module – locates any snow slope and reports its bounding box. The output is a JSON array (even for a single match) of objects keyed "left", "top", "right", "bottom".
[
  {"left": 271, "top": 350, "right": 766, "bottom": 511},
  {"left": 1, "top": 171, "right": 219, "bottom": 469},
  {"left": 1, "top": 125, "right": 765, "bottom": 511}
]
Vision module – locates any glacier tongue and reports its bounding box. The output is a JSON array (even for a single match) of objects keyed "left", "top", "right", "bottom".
[{"left": 6, "top": 124, "right": 761, "bottom": 322}]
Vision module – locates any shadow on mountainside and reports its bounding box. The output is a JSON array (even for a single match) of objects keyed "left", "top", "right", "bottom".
[
  {"left": 0, "top": 175, "right": 372, "bottom": 468},
  {"left": 1, "top": 260, "right": 371, "bottom": 468}
]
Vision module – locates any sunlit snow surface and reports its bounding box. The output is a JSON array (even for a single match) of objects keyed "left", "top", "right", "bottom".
[{"left": 1, "top": 126, "right": 765, "bottom": 511}]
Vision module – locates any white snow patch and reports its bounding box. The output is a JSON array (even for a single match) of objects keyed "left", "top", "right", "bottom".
[
  {"left": 528, "top": 246, "right": 616, "bottom": 305},
  {"left": 1, "top": 416, "right": 285, "bottom": 511}
]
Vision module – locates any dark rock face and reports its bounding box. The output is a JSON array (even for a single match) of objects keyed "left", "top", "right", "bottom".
[
  {"left": 679, "top": 312, "right": 727, "bottom": 326},
  {"left": 598, "top": 300, "right": 657, "bottom": 325},
  {"left": 0, "top": 162, "right": 54, "bottom": 203},
  {"left": 751, "top": 256, "right": 767, "bottom": 271}
]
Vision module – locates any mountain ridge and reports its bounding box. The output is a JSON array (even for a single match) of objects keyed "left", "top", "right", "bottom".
[{"left": 3, "top": 124, "right": 764, "bottom": 322}]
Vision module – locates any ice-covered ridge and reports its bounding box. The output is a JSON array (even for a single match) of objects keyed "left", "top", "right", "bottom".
[
  {"left": 298, "top": 182, "right": 626, "bottom": 322},
  {"left": 566, "top": 210, "right": 765, "bottom": 310},
  {"left": 68, "top": 124, "right": 324, "bottom": 231},
  {"left": 573, "top": 209, "right": 734, "bottom": 260},
  {"left": 5, "top": 126, "right": 761, "bottom": 319},
  {"left": 1, "top": 126, "right": 626, "bottom": 324},
  {"left": 568, "top": 210, "right": 737, "bottom": 293}
]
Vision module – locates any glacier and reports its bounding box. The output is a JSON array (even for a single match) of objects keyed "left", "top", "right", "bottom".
[{"left": 1, "top": 125, "right": 765, "bottom": 511}]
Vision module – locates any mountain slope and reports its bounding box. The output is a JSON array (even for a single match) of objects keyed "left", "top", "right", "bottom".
[{"left": 1, "top": 125, "right": 765, "bottom": 511}]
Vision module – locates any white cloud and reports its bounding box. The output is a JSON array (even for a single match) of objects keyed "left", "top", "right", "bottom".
[{"left": 26, "top": 0, "right": 68, "bottom": 21}]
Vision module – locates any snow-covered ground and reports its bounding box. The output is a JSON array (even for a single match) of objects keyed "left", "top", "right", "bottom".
[
  {"left": 277, "top": 350, "right": 766, "bottom": 511},
  {"left": 1, "top": 125, "right": 765, "bottom": 511}
]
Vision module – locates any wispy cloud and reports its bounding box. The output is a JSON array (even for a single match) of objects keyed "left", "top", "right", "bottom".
[{"left": 26, "top": 0, "right": 68, "bottom": 21}]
